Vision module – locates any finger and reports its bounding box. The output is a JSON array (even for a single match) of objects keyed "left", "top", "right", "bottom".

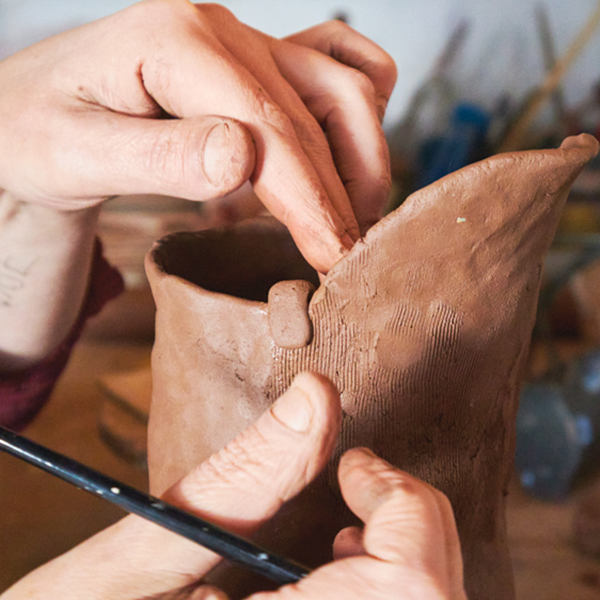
[
  {"left": 132, "top": 372, "right": 341, "bottom": 583},
  {"left": 332, "top": 526, "right": 365, "bottom": 560},
  {"left": 138, "top": 3, "right": 355, "bottom": 272},
  {"left": 338, "top": 448, "right": 464, "bottom": 594},
  {"left": 188, "top": 586, "right": 228, "bottom": 600},
  {"left": 422, "top": 483, "right": 466, "bottom": 600},
  {"left": 285, "top": 21, "right": 397, "bottom": 122},
  {"left": 34, "top": 111, "right": 255, "bottom": 210},
  {"left": 196, "top": 9, "right": 361, "bottom": 245},
  {"left": 271, "top": 39, "right": 391, "bottom": 235},
  {"left": 166, "top": 372, "right": 341, "bottom": 536},
  {"left": 12, "top": 374, "right": 341, "bottom": 600}
]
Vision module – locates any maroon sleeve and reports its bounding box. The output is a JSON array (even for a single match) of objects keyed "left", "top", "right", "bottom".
[{"left": 0, "top": 240, "right": 124, "bottom": 431}]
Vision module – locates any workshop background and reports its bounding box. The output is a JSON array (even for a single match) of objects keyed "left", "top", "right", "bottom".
[{"left": 2, "top": 1, "right": 600, "bottom": 598}]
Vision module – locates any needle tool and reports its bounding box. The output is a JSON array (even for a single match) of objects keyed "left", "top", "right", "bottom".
[{"left": 0, "top": 425, "right": 310, "bottom": 585}]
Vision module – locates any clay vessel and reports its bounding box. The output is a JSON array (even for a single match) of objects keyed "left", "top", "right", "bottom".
[{"left": 145, "top": 134, "right": 599, "bottom": 600}]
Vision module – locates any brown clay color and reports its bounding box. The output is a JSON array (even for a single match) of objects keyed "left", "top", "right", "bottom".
[{"left": 145, "top": 134, "right": 600, "bottom": 600}]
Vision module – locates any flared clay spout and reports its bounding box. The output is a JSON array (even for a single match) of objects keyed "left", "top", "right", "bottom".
[{"left": 145, "top": 134, "right": 599, "bottom": 600}]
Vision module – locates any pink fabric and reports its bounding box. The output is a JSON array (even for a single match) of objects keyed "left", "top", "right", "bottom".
[{"left": 0, "top": 240, "right": 124, "bottom": 431}]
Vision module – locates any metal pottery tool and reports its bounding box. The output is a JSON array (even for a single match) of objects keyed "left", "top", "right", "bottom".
[{"left": 0, "top": 425, "right": 310, "bottom": 585}]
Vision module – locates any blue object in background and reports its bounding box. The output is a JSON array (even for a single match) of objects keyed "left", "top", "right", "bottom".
[
  {"left": 515, "top": 381, "right": 593, "bottom": 500},
  {"left": 416, "top": 101, "right": 490, "bottom": 189},
  {"left": 564, "top": 349, "right": 600, "bottom": 408}
]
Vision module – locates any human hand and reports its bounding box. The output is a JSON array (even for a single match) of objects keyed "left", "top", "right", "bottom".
[
  {"left": 1, "top": 373, "right": 342, "bottom": 599},
  {"left": 247, "top": 448, "right": 467, "bottom": 600},
  {"left": 2, "top": 372, "right": 466, "bottom": 600},
  {"left": 0, "top": 0, "right": 396, "bottom": 273}
]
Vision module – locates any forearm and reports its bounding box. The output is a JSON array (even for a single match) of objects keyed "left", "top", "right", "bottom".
[{"left": 0, "top": 192, "right": 99, "bottom": 371}]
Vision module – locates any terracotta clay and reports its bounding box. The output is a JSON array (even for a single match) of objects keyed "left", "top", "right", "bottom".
[{"left": 145, "top": 134, "right": 599, "bottom": 600}]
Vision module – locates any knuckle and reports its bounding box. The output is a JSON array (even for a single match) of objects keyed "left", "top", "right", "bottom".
[
  {"left": 326, "top": 20, "right": 397, "bottom": 89},
  {"left": 323, "top": 18, "right": 352, "bottom": 37},
  {"left": 127, "top": 0, "right": 190, "bottom": 23},
  {"left": 196, "top": 2, "right": 237, "bottom": 23},
  {"left": 141, "top": 54, "right": 173, "bottom": 102},
  {"left": 363, "top": 47, "right": 398, "bottom": 85},
  {"left": 126, "top": 0, "right": 235, "bottom": 40},
  {"left": 342, "top": 66, "right": 378, "bottom": 101},
  {"left": 375, "top": 53, "right": 398, "bottom": 100},
  {"left": 380, "top": 52, "right": 398, "bottom": 84},
  {"left": 205, "top": 428, "right": 270, "bottom": 486},
  {"left": 253, "top": 92, "right": 293, "bottom": 132}
]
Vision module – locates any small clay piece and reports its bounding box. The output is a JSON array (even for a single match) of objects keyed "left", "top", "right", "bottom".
[
  {"left": 268, "top": 280, "right": 315, "bottom": 349},
  {"left": 146, "top": 134, "right": 599, "bottom": 600}
]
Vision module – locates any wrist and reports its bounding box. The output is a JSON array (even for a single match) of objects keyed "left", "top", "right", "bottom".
[
  {"left": 0, "top": 194, "right": 99, "bottom": 239},
  {"left": 0, "top": 192, "right": 100, "bottom": 371}
]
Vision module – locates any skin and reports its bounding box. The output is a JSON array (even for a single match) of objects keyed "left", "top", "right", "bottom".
[
  {"left": 1, "top": 373, "right": 467, "bottom": 600},
  {"left": 0, "top": 0, "right": 397, "bottom": 371},
  {"left": 0, "top": 4, "right": 463, "bottom": 596}
]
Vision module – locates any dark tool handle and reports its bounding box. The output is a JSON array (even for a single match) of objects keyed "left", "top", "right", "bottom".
[{"left": 0, "top": 426, "right": 309, "bottom": 584}]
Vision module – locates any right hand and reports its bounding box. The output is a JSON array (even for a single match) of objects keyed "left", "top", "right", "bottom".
[{"left": 0, "top": 0, "right": 396, "bottom": 273}]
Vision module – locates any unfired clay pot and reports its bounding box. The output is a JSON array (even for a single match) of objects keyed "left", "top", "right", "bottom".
[{"left": 145, "top": 134, "right": 599, "bottom": 600}]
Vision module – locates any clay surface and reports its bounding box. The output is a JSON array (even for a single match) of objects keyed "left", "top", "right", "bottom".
[{"left": 146, "top": 134, "right": 599, "bottom": 600}]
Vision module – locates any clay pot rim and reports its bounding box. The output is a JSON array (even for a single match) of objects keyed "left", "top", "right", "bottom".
[{"left": 145, "top": 135, "right": 599, "bottom": 309}]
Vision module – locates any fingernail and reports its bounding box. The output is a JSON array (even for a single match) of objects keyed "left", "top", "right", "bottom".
[
  {"left": 202, "top": 121, "right": 231, "bottom": 187},
  {"left": 192, "top": 587, "right": 228, "bottom": 600},
  {"left": 271, "top": 378, "right": 314, "bottom": 433}
]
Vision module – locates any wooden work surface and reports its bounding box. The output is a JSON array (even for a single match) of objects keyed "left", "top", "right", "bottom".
[
  {"left": 0, "top": 340, "right": 151, "bottom": 593},
  {"left": 507, "top": 481, "right": 600, "bottom": 599},
  {"left": 1, "top": 339, "right": 600, "bottom": 597}
]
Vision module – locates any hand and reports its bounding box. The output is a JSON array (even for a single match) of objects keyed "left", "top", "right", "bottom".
[
  {"left": 0, "top": 0, "right": 396, "bottom": 369},
  {"left": 0, "top": 0, "right": 396, "bottom": 272},
  {"left": 2, "top": 373, "right": 466, "bottom": 600},
  {"left": 248, "top": 448, "right": 467, "bottom": 600},
  {"left": 1, "top": 373, "right": 342, "bottom": 599}
]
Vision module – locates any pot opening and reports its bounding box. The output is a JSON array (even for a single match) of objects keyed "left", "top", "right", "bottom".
[{"left": 150, "top": 219, "right": 319, "bottom": 302}]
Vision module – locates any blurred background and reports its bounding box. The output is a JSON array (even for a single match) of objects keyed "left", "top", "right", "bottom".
[{"left": 2, "top": 1, "right": 600, "bottom": 598}]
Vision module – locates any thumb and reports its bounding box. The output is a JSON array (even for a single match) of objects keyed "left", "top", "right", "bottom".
[
  {"left": 49, "top": 112, "right": 255, "bottom": 207},
  {"left": 166, "top": 372, "right": 342, "bottom": 536},
  {"left": 143, "top": 583, "right": 228, "bottom": 600},
  {"left": 136, "top": 371, "right": 342, "bottom": 583},
  {"left": 6, "top": 374, "right": 341, "bottom": 600}
]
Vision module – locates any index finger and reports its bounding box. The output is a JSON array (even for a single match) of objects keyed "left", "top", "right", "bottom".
[
  {"left": 338, "top": 448, "right": 466, "bottom": 598},
  {"left": 138, "top": 4, "right": 354, "bottom": 272}
]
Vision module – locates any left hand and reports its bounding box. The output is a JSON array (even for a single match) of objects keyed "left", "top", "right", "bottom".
[{"left": 0, "top": 0, "right": 397, "bottom": 369}]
